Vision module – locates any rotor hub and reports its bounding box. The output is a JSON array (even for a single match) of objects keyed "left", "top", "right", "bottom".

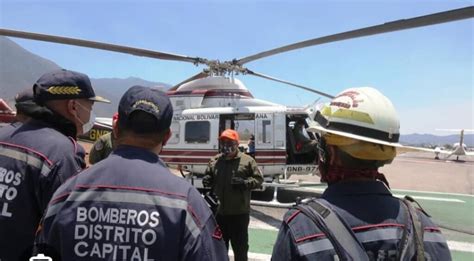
[{"left": 203, "top": 59, "right": 247, "bottom": 76}]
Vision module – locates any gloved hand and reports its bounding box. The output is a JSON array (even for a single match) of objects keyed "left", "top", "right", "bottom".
[
  {"left": 202, "top": 176, "right": 213, "bottom": 188},
  {"left": 231, "top": 177, "right": 248, "bottom": 190}
]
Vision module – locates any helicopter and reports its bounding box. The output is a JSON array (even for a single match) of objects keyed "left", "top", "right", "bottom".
[
  {"left": 0, "top": 6, "right": 473, "bottom": 195},
  {"left": 89, "top": 75, "right": 323, "bottom": 184}
]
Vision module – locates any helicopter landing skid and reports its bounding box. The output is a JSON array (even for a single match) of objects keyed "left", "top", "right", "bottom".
[{"left": 251, "top": 182, "right": 299, "bottom": 208}]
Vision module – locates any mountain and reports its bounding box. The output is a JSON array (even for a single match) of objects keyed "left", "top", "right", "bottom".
[
  {"left": 400, "top": 133, "right": 474, "bottom": 147},
  {"left": 0, "top": 36, "right": 170, "bottom": 116},
  {"left": 91, "top": 77, "right": 170, "bottom": 116},
  {"left": 0, "top": 36, "right": 61, "bottom": 99}
]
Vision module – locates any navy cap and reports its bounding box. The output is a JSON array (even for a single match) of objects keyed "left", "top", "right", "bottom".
[
  {"left": 33, "top": 69, "right": 110, "bottom": 103},
  {"left": 118, "top": 85, "right": 173, "bottom": 132}
]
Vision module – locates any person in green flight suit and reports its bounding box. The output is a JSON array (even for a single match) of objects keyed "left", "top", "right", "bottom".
[
  {"left": 203, "top": 129, "right": 263, "bottom": 261},
  {"left": 89, "top": 112, "right": 118, "bottom": 164}
]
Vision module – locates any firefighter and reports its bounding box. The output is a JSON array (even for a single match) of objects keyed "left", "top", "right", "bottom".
[
  {"left": 0, "top": 69, "right": 110, "bottom": 260},
  {"left": 293, "top": 118, "right": 318, "bottom": 154},
  {"left": 36, "top": 85, "right": 228, "bottom": 260},
  {"left": 247, "top": 134, "right": 255, "bottom": 158},
  {"left": 88, "top": 112, "right": 118, "bottom": 164},
  {"left": 203, "top": 129, "right": 264, "bottom": 261},
  {"left": 272, "top": 87, "right": 451, "bottom": 260}
]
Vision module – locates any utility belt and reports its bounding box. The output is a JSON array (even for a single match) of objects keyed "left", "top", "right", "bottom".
[{"left": 293, "top": 196, "right": 426, "bottom": 261}]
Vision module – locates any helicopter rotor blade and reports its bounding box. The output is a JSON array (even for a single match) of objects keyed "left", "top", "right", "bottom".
[
  {"left": 236, "top": 6, "right": 474, "bottom": 65},
  {"left": 246, "top": 69, "right": 334, "bottom": 99},
  {"left": 0, "top": 28, "right": 204, "bottom": 64},
  {"left": 168, "top": 71, "right": 210, "bottom": 91}
]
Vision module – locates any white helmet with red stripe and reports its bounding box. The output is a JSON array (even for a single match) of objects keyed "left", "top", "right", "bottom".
[{"left": 307, "top": 87, "right": 402, "bottom": 147}]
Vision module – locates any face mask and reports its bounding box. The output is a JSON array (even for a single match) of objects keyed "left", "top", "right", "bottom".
[
  {"left": 81, "top": 111, "right": 96, "bottom": 134},
  {"left": 75, "top": 102, "right": 95, "bottom": 134},
  {"left": 220, "top": 144, "right": 237, "bottom": 156}
]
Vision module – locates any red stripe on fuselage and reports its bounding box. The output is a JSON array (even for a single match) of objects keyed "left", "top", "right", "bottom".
[
  {"left": 161, "top": 150, "right": 217, "bottom": 157},
  {"left": 161, "top": 149, "right": 286, "bottom": 157}
]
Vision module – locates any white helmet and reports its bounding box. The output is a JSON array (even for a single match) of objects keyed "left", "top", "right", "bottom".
[{"left": 307, "top": 87, "right": 402, "bottom": 147}]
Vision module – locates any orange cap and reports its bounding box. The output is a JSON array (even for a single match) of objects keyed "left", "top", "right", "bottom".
[{"left": 219, "top": 129, "right": 239, "bottom": 141}]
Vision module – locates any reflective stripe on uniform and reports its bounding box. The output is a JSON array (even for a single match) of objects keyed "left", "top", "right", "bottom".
[
  {"left": 424, "top": 231, "right": 446, "bottom": 243},
  {"left": 65, "top": 190, "right": 201, "bottom": 238},
  {"left": 0, "top": 146, "right": 52, "bottom": 176},
  {"left": 296, "top": 227, "right": 403, "bottom": 256},
  {"left": 45, "top": 202, "right": 65, "bottom": 219},
  {"left": 298, "top": 238, "right": 333, "bottom": 255},
  {"left": 357, "top": 227, "right": 401, "bottom": 243}
]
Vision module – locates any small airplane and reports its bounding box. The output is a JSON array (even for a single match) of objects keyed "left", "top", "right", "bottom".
[{"left": 407, "top": 129, "right": 474, "bottom": 161}]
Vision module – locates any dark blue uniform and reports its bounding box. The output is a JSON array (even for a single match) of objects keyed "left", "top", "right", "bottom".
[
  {"left": 38, "top": 145, "right": 228, "bottom": 260},
  {"left": 0, "top": 120, "right": 85, "bottom": 260},
  {"left": 272, "top": 180, "right": 451, "bottom": 261}
]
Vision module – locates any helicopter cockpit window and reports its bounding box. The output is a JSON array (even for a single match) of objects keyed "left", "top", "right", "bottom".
[{"left": 185, "top": 121, "right": 210, "bottom": 143}]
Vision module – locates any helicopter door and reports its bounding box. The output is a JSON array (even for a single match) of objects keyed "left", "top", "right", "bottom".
[
  {"left": 218, "top": 114, "right": 256, "bottom": 154},
  {"left": 219, "top": 115, "right": 235, "bottom": 132}
]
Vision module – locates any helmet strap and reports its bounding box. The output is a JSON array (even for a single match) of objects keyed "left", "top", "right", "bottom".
[
  {"left": 325, "top": 166, "right": 386, "bottom": 185},
  {"left": 319, "top": 142, "right": 390, "bottom": 187}
]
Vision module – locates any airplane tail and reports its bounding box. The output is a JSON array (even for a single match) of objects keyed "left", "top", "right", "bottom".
[{"left": 436, "top": 128, "right": 474, "bottom": 159}]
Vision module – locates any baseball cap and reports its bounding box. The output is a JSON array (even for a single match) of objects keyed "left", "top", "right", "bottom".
[
  {"left": 219, "top": 129, "right": 239, "bottom": 142},
  {"left": 33, "top": 69, "right": 110, "bottom": 104},
  {"left": 118, "top": 85, "right": 173, "bottom": 132}
]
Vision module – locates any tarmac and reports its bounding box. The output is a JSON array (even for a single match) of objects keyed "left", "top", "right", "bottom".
[{"left": 79, "top": 142, "right": 474, "bottom": 260}]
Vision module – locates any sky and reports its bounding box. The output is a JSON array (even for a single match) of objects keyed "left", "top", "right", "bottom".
[{"left": 0, "top": 0, "right": 472, "bottom": 134}]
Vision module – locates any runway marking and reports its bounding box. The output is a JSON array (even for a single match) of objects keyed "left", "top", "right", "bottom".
[
  {"left": 229, "top": 250, "right": 271, "bottom": 260},
  {"left": 392, "top": 194, "right": 465, "bottom": 203},
  {"left": 393, "top": 188, "right": 474, "bottom": 198},
  {"left": 448, "top": 241, "right": 474, "bottom": 253},
  {"left": 248, "top": 222, "right": 474, "bottom": 255},
  {"left": 394, "top": 158, "right": 448, "bottom": 165},
  {"left": 295, "top": 187, "right": 466, "bottom": 202},
  {"left": 228, "top": 244, "right": 474, "bottom": 261},
  {"left": 250, "top": 218, "right": 279, "bottom": 231},
  {"left": 395, "top": 157, "right": 474, "bottom": 165},
  {"left": 247, "top": 222, "right": 474, "bottom": 255},
  {"left": 287, "top": 184, "right": 473, "bottom": 197}
]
